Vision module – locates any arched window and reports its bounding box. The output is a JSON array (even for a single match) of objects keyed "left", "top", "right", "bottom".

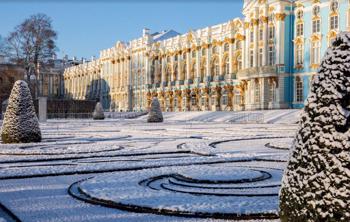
[
  {"left": 212, "top": 58, "right": 220, "bottom": 76},
  {"left": 182, "top": 62, "right": 187, "bottom": 80},
  {"left": 202, "top": 48, "right": 207, "bottom": 56},
  {"left": 212, "top": 46, "right": 218, "bottom": 54},
  {"left": 223, "top": 56, "right": 230, "bottom": 75},
  {"left": 173, "top": 64, "right": 178, "bottom": 81},
  {"left": 201, "top": 58, "right": 206, "bottom": 81},
  {"left": 165, "top": 66, "right": 170, "bottom": 82},
  {"left": 296, "top": 76, "right": 303, "bottom": 102},
  {"left": 224, "top": 43, "right": 229, "bottom": 52},
  {"left": 191, "top": 61, "right": 196, "bottom": 79},
  {"left": 191, "top": 50, "right": 196, "bottom": 58}
]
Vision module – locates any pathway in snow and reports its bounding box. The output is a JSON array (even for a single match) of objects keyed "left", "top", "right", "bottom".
[{"left": 0, "top": 112, "right": 298, "bottom": 221}]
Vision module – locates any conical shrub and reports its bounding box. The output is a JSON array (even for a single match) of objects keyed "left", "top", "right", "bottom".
[
  {"left": 1, "top": 80, "right": 41, "bottom": 143},
  {"left": 280, "top": 32, "right": 350, "bottom": 221},
  {"left": 147, "top": 97, "right": 163, "bottom": 123},
  {"left": 93, "top": 102, "right": 105, "bottom": 120}
]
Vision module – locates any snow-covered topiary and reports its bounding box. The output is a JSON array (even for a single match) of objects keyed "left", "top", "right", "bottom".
[
  {"left": 1, "top": 80, "right": 41, "bottom": 143},
  {"left": 147, "top": 97, "right": 163, "bottom": 123},
  {"left": 280, "top": 32, "right": 350, "bottom": 222},
  {"left": 93, "top": 102, "right": 105, "bottom": 120}
]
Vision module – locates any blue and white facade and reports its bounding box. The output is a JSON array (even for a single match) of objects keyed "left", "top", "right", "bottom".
[{"left": 64, "top": 0, "right": 350, "bottom": 111}]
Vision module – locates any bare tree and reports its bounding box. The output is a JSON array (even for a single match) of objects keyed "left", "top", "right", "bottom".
[{"left": 5, "top": 13, "right": 57, "bottom": 81}]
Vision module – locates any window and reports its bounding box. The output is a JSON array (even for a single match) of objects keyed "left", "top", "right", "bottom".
[
  {"left": 296, "top": 77, "right": 303, "bottom": 102},
  {"left": 296, "top": 45, "right": 304, "bottom": 66},
  {"left": 297, "top": 23, "right": 304, "bottom": 36},
  {"left": 212, "top": 58, "right": 220, "bottom": 76},
  {"left": 312, "top": 19, "right": 321, "bottom": 33},
  {"left": 192, "top": 62, "right": 197, "bottom": 78},
  {"left": 250, "top": 49, "right": 254, "bottom": 67},
  {"left": 313, "top": 6, "right": 320, "bottom": 17},
  {"left": 224, "top": 43, "right": 229, "bottom": 52},
  {"left": 192, "top": 50, "right": 196, "bottom": 58},
  {"left": 202, "top": 48, "right": 207, "bottom": 56},
  {"left": 222, "top": 95, "right": 228, "bottom": 105},
  {"left": 330, "top": 15, "right": 339, "bottom": 30},
  {"left": 259, "top": 48, "right": 263, "bottom": 67},
  {"left": 259, "top": 29, "right": 263, "bottom": 41},
  {"left": 212, "top": 46, "right": 218, "bottom": 54},
  {"left": 237, "top": 55, "right": 242, "bottom": 71},
  {"left": 268, "top": 46, "right": 275, "bottom": 66},
  {"left": 254, "top": 80, "right": 260, "bottom": 103},
  {"left": 250, "top": 31, "right": 254, "bottom": 42},
  {"left": 268, "top": 26, "right": 275, "bottom": 40},
  {"left": 191, "top": 96, "right": 196, "bottom": 106},
  {"left": 330, "top": 0, "right": 339, "bottom": 12},
  {"left": 297, "top": 10, "right": 303, "bottom": 20},
  {"left": 224, "top": 57, "right": 230, "bottom": 75},
  {"left": 311, "top": 41, "right": 320, "bottom": 65},
  {"left": 236, "top": 41, "right": 242, "bottom": 49}
]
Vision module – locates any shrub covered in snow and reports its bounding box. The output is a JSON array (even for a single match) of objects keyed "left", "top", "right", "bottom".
[
  {"left": 147, "top": 97, "right": 163, "bottom": 123},
  {"left": 93, "top": 102, "right": 105, "bottom": 120},
  {"left": 1, "top": 80, "right": 41, "bottom": 143},
  {"left": 280, "top": 32, "right": 350, "bottom": 221}
]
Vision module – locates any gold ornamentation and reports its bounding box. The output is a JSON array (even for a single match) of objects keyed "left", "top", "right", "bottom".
[
  {"left": 275, "top": 13, "right": 286, "bottom": 21},
  {"left": 260, "top": 16, "right": 268, "bottom": 24}
]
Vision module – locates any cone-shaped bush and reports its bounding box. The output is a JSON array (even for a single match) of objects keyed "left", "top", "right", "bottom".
[
  {"left": 147, "top": 97, "right": 163, "bottom": 123},
  {"left": 280, "top": 32, "right": 350, "bottom": 221},
  {"left": 93, "top": 102, "right": 105, "bottom": 120},
  {"left": 1, "top": 80, "right": 41, "bottom": 143}
]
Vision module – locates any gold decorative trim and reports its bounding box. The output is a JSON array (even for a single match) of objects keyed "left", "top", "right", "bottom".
[{"left": 275, "top": 13, "right": 286, "bottom": 21}]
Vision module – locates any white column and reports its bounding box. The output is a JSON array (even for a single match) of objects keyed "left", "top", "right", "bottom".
[
  {"left": 206, "top": 46, "right": 211, "bottom": 78},
  {"left": 276, "top": 13, "right": 285, "bottom": 66},
  {"left": 229, "top": 39, "right": 234, "bottom": 74},
  {"left": 186, "top": 50, "right": 191, "bottom": 80},
  {"left": 253, "top": 21, "right": 259, "bottom": 67},
  {"left": 196, "top": 49, "right": 200, "bottom": 79}
]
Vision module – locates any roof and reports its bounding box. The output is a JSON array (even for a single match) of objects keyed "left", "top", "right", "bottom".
[{"left": 152, "top": 29, "right": 181, "bottom": 42}]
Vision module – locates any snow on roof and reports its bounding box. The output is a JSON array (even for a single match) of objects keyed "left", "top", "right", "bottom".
[{"left": 152, "top": 30, "right": 181, "bottom": 42}]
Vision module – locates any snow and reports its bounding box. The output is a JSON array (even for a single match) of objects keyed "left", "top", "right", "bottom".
[
  {"left": 147, "top": 97, "right": 163, "bottom": 122},
  {"left": 280, "top": 32, "right": 350, "bottom": 221},
  {"left": 1, "top": 80, "right": 41, "bottom": 143},
  {"left": 0, "top": 109, "right": 299, "bottom": 221},
  {"left": 93, "top": 102, "right": 105, "bottom": 120}
]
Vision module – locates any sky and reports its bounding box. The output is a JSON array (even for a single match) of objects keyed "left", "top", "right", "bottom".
[{"left": 0, "top": 0, "right": 243, "bottom": 60}]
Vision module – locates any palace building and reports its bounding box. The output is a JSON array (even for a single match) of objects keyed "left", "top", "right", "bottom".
[{"left": 63, "top": 0, "right": 350, "bottom": 112}]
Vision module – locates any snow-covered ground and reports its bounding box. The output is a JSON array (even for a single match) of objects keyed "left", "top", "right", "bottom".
[{"left": 0, "top": 110, "right": 299, "bottom": 221}]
